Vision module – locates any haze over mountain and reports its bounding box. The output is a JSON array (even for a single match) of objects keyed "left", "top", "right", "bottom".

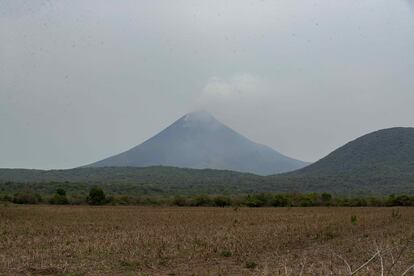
[{"left": 87, "top": 111, "right": 309, "bottom": 175}]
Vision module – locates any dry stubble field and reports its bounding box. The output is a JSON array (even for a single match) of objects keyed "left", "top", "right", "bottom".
[{"left": 0, "top": 205, "right": 413, "bottom": 275}]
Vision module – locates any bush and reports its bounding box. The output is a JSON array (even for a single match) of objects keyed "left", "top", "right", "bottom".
[
  {"left": 321, "top": 193, "right": 332, "bottom": 205},
  {"left": 220, "top": 250, "right": 232, "bottom": 257},
  {"left": 351, "top": 215, "right": 358, "bottom": 225},
  {"left": 213, "top": 196, "right": 232, "bottom": 207},
  {"left": 389, "top": 195, "right": 414, "bottom": 206},
  {"left": 244, "top": 194, "right": 266, "bottom": 207},
  {"left": 192, "top": 195, "right": 213, "bottom": 207},
  {"left": 13, "top": 192, "right": 42, "bottom": 204},
  {"left": 1, "top": 194, "right": 12, "bottom": 202},
  {"left": 271, "top": 194, "right": 290, "bottom": 207},
  {"left": 299, "top": 197, "right": 313, "bottom": 207},
  {"left": 87, "top": 187, "right": 106, "bottom": 205},
  {"left": 68, "top": 194, "right": 86, "bottom": 205},
  {"left": 49, "top": 189, "right": 69, "bottom": 205},
  {"left": 347, "top": 197, "right": 367, "bottom": 207},
  {"left": 172, "top": 195, "right": 188, "bottom": 206},
  {"left": 56, "top": 188, "right": 66, "bottom": 196},
  {"left": 367, "top": 196, "right": 384, "bottom": 207},
  {"left": 246, "top": 261, "right": 258, "bottom": 269}
]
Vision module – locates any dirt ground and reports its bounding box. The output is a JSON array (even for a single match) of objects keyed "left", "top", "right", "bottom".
[{"left": 0, "top": 205, "right": 413, "bottom": 275}]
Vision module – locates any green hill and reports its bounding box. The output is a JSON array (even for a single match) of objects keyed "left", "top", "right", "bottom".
[
  {"left": 271, "top": 127, "right": 414, "bottom": 194},
  {"left": 294, "top": 127, "right": 414, "bottom": 177}
]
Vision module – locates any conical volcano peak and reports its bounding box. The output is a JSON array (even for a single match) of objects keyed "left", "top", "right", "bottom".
[
  {"left": 87, "top": 110, "right": 309, "bottom": 175},
  {"left": 182, "top": 110, "right": 216, "bottom": 123},
  {"left": 179, "top": 110, "right": 222, "bottom": 129}
]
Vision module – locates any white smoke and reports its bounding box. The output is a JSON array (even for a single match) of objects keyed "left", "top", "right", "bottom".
[{"left": 197, "top": 73, "right": 273, "bottom": 112}]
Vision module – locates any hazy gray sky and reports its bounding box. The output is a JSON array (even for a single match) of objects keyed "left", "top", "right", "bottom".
[{"left": 1, "top": 0, "right": 414, "bottom": 169}]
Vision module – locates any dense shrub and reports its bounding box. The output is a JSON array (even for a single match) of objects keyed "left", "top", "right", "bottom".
[
  {"left": 271, "top": 194, "right": 290, "bottom": 207},
  {"left": 87, "top": 187, "right": 106, "bottom": 205},
  {"left": 321, "top": 193, "right": 332, "bottom": 205},
  {"left": 244, "top": 194, "right": 266, "bottom": 207},
  {"left": 13, "top": 192, "right": 42, "bottom": 204},
  {"left": 191, "top": 195, "right": 213, "bottom": 207},
  {"left": 172, "top": 195, "right": 188, "bottom": 207},
  {"left": 213, "top": 196, "right": 232, "bottom": 207},
  {"left": 49, "top": 189, "right": 69, "bottom": 205},
  {"left": 387, "top": 194, "right": 414, "bottom": 206},
  {"left": 0, "top": 194, "right": 12, "bottom": 202},
  {"left": 68, "top": 194, "right": 86, "bottom": 205}
]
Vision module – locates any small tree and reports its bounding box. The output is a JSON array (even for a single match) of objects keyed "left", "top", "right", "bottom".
[
  {"left": 56, "top": 188, "right": 66, "bottom": 196},
  {"left": 214, "top": 196, "right": 231, "bottom": 207},
  {"left": 321, "top": 193, "right": 332, "bottom": 205},
  {"left": 244, "top": 194, "right": 266, "bottom": 207},
  {"left": 172, "top": 195, "right": 187, "bottom": 207},
  {"left": 13, "top": 192, "right": 42, "bottom": 204},
  {"left": 272, "top": 194, "right": 290, "bottom": 207},
  {"left": 49, "top": 188, "right": 69, "bottom": 205},
  {"left": 192, "top": 195, "right": 212, "bottom": 206},
  {"left": 87, "top": 187, "right": 106, "bottom": 205}
]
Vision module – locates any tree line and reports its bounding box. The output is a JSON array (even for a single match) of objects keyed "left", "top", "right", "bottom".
[{"left": 1, "top": 187, "right": 414, "bottom": 207}]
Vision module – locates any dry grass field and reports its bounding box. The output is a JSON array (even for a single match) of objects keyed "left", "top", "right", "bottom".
[{"left": 0, "top": 205, "right": 413, "bottom": 275}]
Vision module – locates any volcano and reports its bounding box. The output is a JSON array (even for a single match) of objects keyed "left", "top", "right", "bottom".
[{"left": 87, "top": 111, "right": 309, "bottom": 175}]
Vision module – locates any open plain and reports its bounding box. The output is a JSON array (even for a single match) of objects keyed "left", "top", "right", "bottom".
[{"left": 0, "top": 205, "right": 413, "bottom": 275}]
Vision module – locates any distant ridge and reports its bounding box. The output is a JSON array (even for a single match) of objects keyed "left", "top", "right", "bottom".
[{"left": 86, "top": 110, "right": 309, "bottom": 175}]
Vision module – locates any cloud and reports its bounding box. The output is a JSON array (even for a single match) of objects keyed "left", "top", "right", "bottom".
[
  {"left": 198, "top": 74, "right": 273, "bottom": 109},
  {"left": 0, "top": 0, "right": 52, "bottom": 18},
  {"left": 406, "top": 0, "right": 414, "bottom": 13},
  {"left": 197, "top": 73, "right": 336, "bottom": 116}
]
